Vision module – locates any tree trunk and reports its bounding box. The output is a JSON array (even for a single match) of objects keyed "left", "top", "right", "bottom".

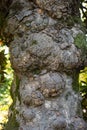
[{"left": 4, "top": 0, "right": 87, "bottom": 130}]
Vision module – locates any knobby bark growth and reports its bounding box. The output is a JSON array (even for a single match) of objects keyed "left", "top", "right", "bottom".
[{"left": 1, "top": 0, "right": 87, "bottom": 130}]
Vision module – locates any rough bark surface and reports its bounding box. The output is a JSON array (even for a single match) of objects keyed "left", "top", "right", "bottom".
[{"left": 4, "top": 0, "right": 87, "bottom": 130}]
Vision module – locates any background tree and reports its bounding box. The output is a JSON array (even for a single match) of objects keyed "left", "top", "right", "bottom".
[
  {"left": 80, "top": 0, "right": 87, "bottom": 28},
  {"left": 0, "top": 50, "right": 6, "bottom": 82}
]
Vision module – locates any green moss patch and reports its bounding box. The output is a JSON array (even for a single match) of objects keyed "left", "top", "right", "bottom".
[
  {"left": 74, "top": 33, "right": 87, "bottom": 48},
  {"left": 74, "top": 33, "right": 87, "bottom": 57}
]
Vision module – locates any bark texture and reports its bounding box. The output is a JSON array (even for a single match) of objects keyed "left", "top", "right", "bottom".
[{"left": 4, "top": 0, "right": 87, "bottom": 130}]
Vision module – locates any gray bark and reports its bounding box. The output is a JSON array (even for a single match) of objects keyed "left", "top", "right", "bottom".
[{"left": 4, "top": 0, "right": 87, "bottom": 130}]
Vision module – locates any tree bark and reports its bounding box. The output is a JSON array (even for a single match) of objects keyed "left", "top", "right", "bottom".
[{"left": 4, "top": 0, "right": 87, "bottom": 130}]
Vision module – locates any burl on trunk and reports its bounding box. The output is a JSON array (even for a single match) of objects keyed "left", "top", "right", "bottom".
[{"left": 4, "top": 0, "right": 87, "bottom": 130}]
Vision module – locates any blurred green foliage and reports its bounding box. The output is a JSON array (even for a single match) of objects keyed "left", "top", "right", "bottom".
[
  {"left": 0, "top": 45, "right": 13, "bottom": 129},
  {"left": 79, "top": 0, "right": 87, "bottom": 121},
  {"left": 80, "top": 0, "right": 87, "bottom": 29},
  {"left": 80, "top": 0, "right": 87, "bottom": 28},
  {"left": 79, "top": 67, "right": 87, "bottom": 121}
]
